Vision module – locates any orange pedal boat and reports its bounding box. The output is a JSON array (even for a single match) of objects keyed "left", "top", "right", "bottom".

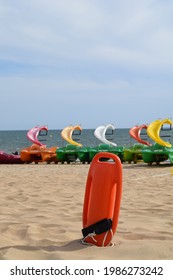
[
  {"left": 20, "top": 126, "right": 58, "bottom": 163},
  {"left": 82, "top": 152, "right": 122, "bottom": 246}
]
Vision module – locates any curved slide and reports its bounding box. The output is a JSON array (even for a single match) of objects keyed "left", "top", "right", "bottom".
[
  {"left": 21, "top": 126, "right": 58, "bottom": 163},
  {"left": 61, "top": 125, "right": 83, "bottom": 147},
  {"left": 27, "top": 126, "right": 48, "bottom": 146},
  {"left": 94, "top": 124, "right": 117, "bottom": 146},
  {"left": 129, "top": 124, "right": 151, "bottom": 146},
  {"left": 147, "top": 119, "right": 173, "bottom": 148}
]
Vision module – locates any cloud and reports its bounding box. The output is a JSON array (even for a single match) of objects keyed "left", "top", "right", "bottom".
[
  {"left": 1, "top": 0, "right": 173, "bottom": 69},
  {"left": 0, "top": 0, "right": 173, "bottom": 129}
]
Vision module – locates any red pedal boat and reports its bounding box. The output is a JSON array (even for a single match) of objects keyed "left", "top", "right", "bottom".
[{"left": 0, "top": 150, "right": 23, "bottom": 164}]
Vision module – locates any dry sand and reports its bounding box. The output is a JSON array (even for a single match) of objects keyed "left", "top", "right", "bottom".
[{"left": 0, "top": 161, "right": 173, "bottom": 260}]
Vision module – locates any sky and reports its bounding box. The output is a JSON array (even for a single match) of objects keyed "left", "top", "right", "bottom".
[{"left": 1, "top": 0, "right": 173, "bottom": 130}]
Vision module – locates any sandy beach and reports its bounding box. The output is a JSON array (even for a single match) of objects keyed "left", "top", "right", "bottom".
[{"left": 0, "top": 161, "right": 173, "bottom": 260}]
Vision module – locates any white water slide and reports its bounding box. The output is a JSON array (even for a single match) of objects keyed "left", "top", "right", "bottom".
[{"left": 94, "top": 124, "right": 117, "bottom": 146}]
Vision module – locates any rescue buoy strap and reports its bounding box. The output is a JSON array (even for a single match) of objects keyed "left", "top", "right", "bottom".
[{"left": 82, "top": 218, "right": 112, "bottom": 238}]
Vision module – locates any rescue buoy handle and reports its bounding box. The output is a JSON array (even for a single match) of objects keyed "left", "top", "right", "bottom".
[
  {"left": 82, "top": 218, "right": 112, "bottom": 238},
  {"left": 95, "top": 152, "right": 122, "bottom": 165}
]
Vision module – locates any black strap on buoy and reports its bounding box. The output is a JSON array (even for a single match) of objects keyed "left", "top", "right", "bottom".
[{"left": 82, "top": 218, "right": 112, "bottom": 238}]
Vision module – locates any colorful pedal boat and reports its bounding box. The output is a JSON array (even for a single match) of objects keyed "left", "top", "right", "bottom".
[
  {"left": 88, "top": 144, "right": 124, "bottom": 163},
  {"left": 142, "top": 143, "right": 173, "bottom": 165},
  {"left": 123, "top": 143, "right": 146, "bottom": 163},
  {"left": 20, "top": 125, "right": 59, "bottom": 163},
  {"left": 56, "top": 144, "right": 80, "bottom": 164},
  {"left": 0, "top": 150, "right": 23, "bottom": 164},
  {"left": 40, "top": 146, "right": 58, "bottom": 164},
  {"left": 20, "top": 144, "right": 43, "bottom": 163},
  {"left": 77, "top": 147, "right": 91, "bottom": 164},
  {"left": 20, "top": 144, "right": 58, "bottom": 164}
]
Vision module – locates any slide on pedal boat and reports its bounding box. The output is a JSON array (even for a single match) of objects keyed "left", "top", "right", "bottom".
[
  {"left": 129, "top": 124, "right": 151, "bottom": 146},
  {"left": 77, "top": 125, "right": 115, "bottom": 164},
  {"left": 20, "top": 126, "right": 47, "bottom": 163},
  {"left": 61, "top": 125, "right": 83, "bottom": 147},
  {"left": 142, "top": 119, "right": 173, "bottom": 165},
  {"left": 82, "top": 152, "right": 122, "bottom": 246},
  {"left": 56, "top": 125, "right": 82, "bottom": 163},
  {"left": 20, "top": 126, "right": 58, "bottom": 163},
  {"left": 27, "top": 125, "right": 48, "bottom": 146},
  {"left": 91, "top": 124, "right": 124, "bottom": 162},
  {"left": 147, "top": 119, "right": 172, "bottom": 148},
  {"left": 94, "top": 124, "right": 117, "bottom": 146},
  {"left": 123, "top": 124, "right": 150, "bottom": 163}
]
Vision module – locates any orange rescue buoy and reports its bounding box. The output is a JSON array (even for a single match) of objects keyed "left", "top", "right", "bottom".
[{"left": 82, "top": 152, "right": 122, "bottom": 246}]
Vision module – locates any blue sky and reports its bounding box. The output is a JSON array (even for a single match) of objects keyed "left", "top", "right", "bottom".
[{"left": 1, "top": 0, "right": 173, "bottom": 130}]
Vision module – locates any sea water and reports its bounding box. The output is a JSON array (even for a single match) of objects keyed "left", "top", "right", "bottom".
[
  {"left": 0, "top": 129, "right": 130, "bottom": 154},
  {"left": 0, "top": 128, "right": 172, "bottom": 154}
]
